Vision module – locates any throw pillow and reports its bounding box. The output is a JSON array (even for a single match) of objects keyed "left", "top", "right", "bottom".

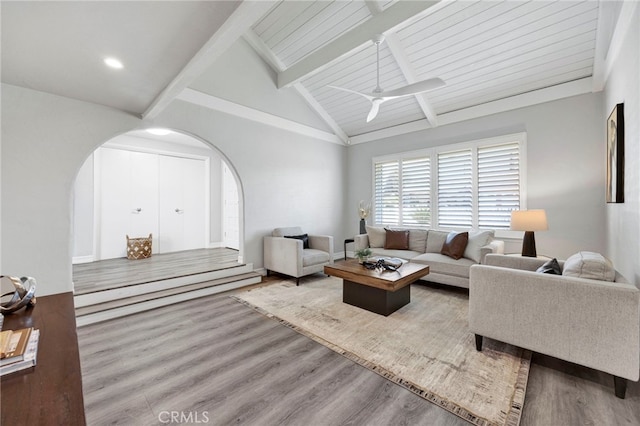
[
  {"left": 463, "top": 230, "right": 494, "bottom": 263},
  {"left": 384, "top": 229, "right": 410, "bottom": 250},
  {"left": 536, "top": 258, "right": 562, "bottom": 275},
  {"left": 562, "top": 251, "right": 615, "bottom": 282},
  {"left": 285, "top": 234, "right": 309, "bottom": 249},
  {"left": 365, "top": 225, "right": 386, "bottom": 248},
  {"left": 441, "top": 231, "right": 469, "bottom": 260}
]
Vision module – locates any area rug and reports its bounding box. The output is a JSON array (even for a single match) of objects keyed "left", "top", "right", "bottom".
[{"left": 232, "top": 276, "right": 530, "bottom": 426}]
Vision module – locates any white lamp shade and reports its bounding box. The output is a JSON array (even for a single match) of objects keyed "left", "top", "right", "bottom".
[{"left": 510, "top": 210, "right": 548, "bottom": 231}]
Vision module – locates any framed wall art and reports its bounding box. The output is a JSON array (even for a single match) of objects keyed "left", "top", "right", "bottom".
[{"left": 606, "top": 103, "right": 624, "bottom": 203}]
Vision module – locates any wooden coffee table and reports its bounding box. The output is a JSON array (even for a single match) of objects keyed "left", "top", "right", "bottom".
[{"left": 324, "top": 260, "right": 430, "bottom": 316}]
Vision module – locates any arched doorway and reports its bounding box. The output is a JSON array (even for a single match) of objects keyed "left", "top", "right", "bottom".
[{"left": 72, "top": 128, "right": 244, "bottom": 264}]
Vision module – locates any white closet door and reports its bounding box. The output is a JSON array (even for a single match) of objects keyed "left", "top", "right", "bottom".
[
  {"left": 97, "top": 148, "right": 159, "bottom": 259},
  {"left": 158, "top": 155, "right": 206, "bottom": 253}
]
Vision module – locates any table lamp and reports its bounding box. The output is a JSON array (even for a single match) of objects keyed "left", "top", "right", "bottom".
[{"left": 510, "top": 210, "right": 548, "bottom": 257}]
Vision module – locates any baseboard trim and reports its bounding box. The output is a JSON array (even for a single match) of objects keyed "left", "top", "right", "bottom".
[{"left": 72, "top": 255, "right": 95, "bottom": 264}]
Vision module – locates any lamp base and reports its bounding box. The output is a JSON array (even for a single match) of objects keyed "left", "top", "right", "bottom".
[{"left": 521, "top": 231, "right": 537, "bottom": 257}]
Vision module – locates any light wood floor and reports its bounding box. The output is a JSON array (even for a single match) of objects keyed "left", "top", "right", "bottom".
[
  {"left": 78, "top": 275, "right": 640, "bottom": 425},
  {"left": 73, "top": 248, "right": 241, "bottom": 295}
]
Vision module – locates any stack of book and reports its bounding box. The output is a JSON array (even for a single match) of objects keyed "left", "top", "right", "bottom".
[{"left": 0, "top": 327, "right": 40, "bottom": 376}]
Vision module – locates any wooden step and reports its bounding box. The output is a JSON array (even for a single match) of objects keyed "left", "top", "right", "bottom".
[
  {"left": 74, "top": 263, "right": 254, "bottom": 308},
  {"left": 75, "top": 272, "right": 262, "bottom": 327}
]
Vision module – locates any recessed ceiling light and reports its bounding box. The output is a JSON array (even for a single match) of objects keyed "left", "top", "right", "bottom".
[
  {"left": 146, "top": 128, "right": 172, "bottom": 136},
  {"left": 104, "top": 57, "right": 123, "bottom": 69}
]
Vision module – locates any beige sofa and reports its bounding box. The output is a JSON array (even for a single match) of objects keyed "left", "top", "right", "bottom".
[
  {"left": 354, "top": 227, "right": 504, "bottom": 288},
  {"left": 469, "top": 254, "right": 639, "bottom": 398}
]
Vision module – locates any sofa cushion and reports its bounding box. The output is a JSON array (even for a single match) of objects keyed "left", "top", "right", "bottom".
[
  {"left": 426, "top": 230, "right": 449, "bottom": 253},
  {"left": 536, "top": 258, "right": 562, "bottom": 275},
  {"left": 302, "top": 249, "right": 330, "bottom": 267},
  {"left": 285, "top": 234, "right": 309, "bottom": 249},
  {"left": 563, "top": 251, "right": 615, "bottom": 282},
  {"left": 366, "top": 225, "right": 386, "bottom": 248},
  {"left": 463, "top": 230, "right": 494, "bottom": 263},
  {"left": 369, "top": 248, "right": 422, "bottom": 260},
  {"left": 412, "top": 253, "right": 475, "bottom": 278},
  {"left": 384, "top": 229, "right": 410, "bottom": 250},
  {"left": 441, "top": 231, "right": 469, "bottom": 260}
]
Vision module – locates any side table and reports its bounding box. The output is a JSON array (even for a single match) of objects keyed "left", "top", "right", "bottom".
[{"left": 344, "top": 238, "right": 355, "bottom": 261}]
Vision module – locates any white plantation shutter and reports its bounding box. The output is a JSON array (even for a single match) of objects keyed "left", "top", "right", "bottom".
[
  {"left": 438, "top": 150, "right": 472, "bottom": 228},
  {"left": 373, "top": 133, "right": 524, "bottom": 231},
  {"left": 401, "top": 157, "right": 431, "bottom": 227},
  {"left": 374, "top": 160, "right": 400, "bottom": 225},
  {"left": 478, "top": 143, "right": 520, "bottom": 229},
  {"left": 374, "top": 157, "right": 430, "bottom": 227}
]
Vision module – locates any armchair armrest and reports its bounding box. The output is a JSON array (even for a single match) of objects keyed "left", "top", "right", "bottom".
[
  {"left": 354, "top": 234, "right": 369, "bottom": 251},
  {"left": 263, "top": 236, "right": 303, "bottom": 277},
  {"left": 484, "top": 254, "right": 552, "bottom": 271},
  {"left": 479, "top": 240, "right": 504, "bottom": 264},
  {"left": 308, "top": 235, "right": 334, "bottom": 262}
]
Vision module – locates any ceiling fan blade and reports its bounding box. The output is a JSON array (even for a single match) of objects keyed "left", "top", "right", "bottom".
[
  {"left": 327, "top": 85, "right": 374, "bottom": 101},
  {"left": 380, "top": 78, "right": 446, "bottom": 98},
  {"left": 366, "top": 99, "right": 384, "bottom": 123}
]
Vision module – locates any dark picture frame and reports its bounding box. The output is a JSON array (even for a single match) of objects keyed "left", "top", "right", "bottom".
[{"left": 606, "top": 103, "right": 624, "bottom": 203}]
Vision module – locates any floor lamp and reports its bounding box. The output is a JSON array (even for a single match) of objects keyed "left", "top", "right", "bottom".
[{"left": 510, "top": 210, "right": 548, "bottom": 257}]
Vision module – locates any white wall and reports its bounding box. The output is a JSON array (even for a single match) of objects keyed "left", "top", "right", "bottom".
[
  {"left": 190, "top": 37, "right": 333, "bottom": 133},
  {"left": 1, "top": 83, "right": 141, "bottom": 295},
  {"left": 347, "top": 92, "right": 605, "bottom": 260},
  {"left": 155, "top": 100, "right": 347, "bottom": 271},
  {"left": 604, "top": 6, "right": 640, "bottom": 285}
]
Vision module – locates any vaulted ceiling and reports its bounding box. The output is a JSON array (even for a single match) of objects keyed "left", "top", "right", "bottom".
[{"left": 1, "top": 1, "right": 626, "bottom": 145}]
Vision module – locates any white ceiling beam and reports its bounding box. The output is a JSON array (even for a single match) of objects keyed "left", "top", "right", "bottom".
[
  {"left": 364, "top": 0, "right": 383, "bottom": 16},
  {"left": 293, "top": 83, "right": 349, "bottom": 144},
  {"left": 385, "top": 32, "right": 439, "bottom": 128},
  {"left": 177, "top": 89, "right": 343, "bottom": 145},
  {"left": 143, "top": 1, "right": 277, "bottom": 120},
  {"left": 243, "top": 30, "right": 286, "bottom": 72},
  {"left": 349, "top": 77, "right": 593, "bottom": 145},
  {"left": 277, "top": 0, "right": 440, "bottom": 89}
]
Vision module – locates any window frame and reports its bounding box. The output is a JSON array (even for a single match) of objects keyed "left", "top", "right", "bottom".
[{"left": 371, "top": 132, "right": 527, "bottom": 238}]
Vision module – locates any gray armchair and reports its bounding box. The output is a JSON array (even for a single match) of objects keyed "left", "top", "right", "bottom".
[{"left": 264, "top": 227, "right": 334, "bottom": 285}]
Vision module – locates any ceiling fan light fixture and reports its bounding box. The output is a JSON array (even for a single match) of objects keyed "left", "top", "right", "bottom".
[{"left": 327, "top": 34, "right": 445, "bottom": 123}]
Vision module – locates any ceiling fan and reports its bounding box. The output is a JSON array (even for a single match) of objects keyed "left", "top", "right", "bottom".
[{"left": 328, "top": 34, "right": 445, "bottom": 123}]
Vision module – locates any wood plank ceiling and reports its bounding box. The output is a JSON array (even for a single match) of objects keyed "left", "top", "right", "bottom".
[{"left": 248, "top": 0, "right": 600, "bottom": 139}]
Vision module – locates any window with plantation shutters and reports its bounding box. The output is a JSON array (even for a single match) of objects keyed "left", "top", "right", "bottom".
[
  {"left": 401, "top": 157, "right": 430, "bottom": 226},
  {"left": 374, "top": 160, "right": 400, "bottom": 225},
  {"left": 437, "top": 150, "right": 472, "bottom": 228},
  {"left": 372, "top": 133, "right": 524, "bottom": 232},
  {"left": 478, "top": 143, "right": 520, "bottom": 229},
  {"left": 373, "top": 156, "right": 430, "bottom": 227}
]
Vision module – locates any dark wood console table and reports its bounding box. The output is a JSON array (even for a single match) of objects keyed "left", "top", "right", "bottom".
[{"left": 1, "top": 292, "right": 86, "bottom": 425}]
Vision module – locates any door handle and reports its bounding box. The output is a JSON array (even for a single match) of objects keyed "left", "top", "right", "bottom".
[
  {"left": 175, "top": 208, "right": 184, "bottom": 214},
  {"left": 132, "top": 208, "right": 142, "bottom": 214}
]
